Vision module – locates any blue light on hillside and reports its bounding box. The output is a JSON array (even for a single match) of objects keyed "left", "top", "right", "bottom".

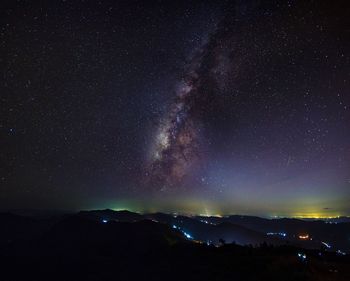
[
  {"left": 297, "top": 253, "right": 307, "bottom": 262},
  {"left": 183, "top": 231, "right": 193, "bottom": 239},
  {"left": 336, "top": 250, "right": 346, "bottom": 256}
]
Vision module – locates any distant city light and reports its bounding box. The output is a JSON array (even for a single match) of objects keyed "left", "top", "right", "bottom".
[
  {"left": 102, "top": 219, "right": 108, "bottom": 223},
  {"left": 267, "top": 232, "right": 287, "bottom": 237},
  {"left": 321, "top": 242, "right": 331, "bottom": 248},
  {"left": 200, "top": 219, "right": 215, "bottom": 225}
]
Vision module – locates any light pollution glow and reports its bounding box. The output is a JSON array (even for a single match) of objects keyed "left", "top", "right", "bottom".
[{"left": 93, "top": 197, "right": 348, "bottom": 219}]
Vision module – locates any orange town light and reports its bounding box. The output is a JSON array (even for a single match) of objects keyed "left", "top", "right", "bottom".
[{"left": 298, "top": 234, "right": 309, "bottom": 240}]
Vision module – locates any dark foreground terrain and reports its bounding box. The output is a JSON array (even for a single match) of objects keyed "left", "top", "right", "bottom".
[{"left": 1, "top": 210, "right": 349, "bottom": 281}]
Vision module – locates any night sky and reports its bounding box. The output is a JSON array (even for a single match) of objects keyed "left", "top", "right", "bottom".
[{"left": 1, "top": 0, "right": 349, "bottom": 217}]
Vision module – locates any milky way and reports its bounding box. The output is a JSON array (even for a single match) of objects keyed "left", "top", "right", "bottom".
[
  {"left": 147, "top": 67, "right": 201, "bottom": 189},
  {"left": 146, "top": 14, "right": 237, "bottom": 190}
]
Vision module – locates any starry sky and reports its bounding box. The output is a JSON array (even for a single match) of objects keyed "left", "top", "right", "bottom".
[{"left": 1, "top": 0, "right": 349, "bottom": 217}]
